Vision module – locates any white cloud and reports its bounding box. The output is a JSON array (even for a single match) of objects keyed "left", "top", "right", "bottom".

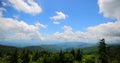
[
  {"left": 46, "top": 0, "right": 120, "bottom": 43},
  {"left": 1, "top": 19, "right": 119, "bottom": 43},
  {"left": 50, "top": 11, "right": 67, "bottom": 20},
  {"left": 98, "top": 0, "right": 120, "bottom": 20},
  {"left": 13, "top": 15, "right": 19, "bottom": 19},
  {"left": 8, "top": 0, "right": 42, "bottom": 15},
  {"left": 53, "top": 21, "right": 60, "bottom": 24},
  {"left": 62, "top": 25, "right": 72, "bottom": 32},
  {"left": 0, "top": 0, "right": 120, "bottom": 43},
  {"left": 50, "top": 11, "right": 67, "bottom": 24},
  {"left": 2, "top": 2, "right": 7, "bottom": 6},
  {"left": 95, "top": 0, "right": 120, "bottom": 42},
  {"left": 87, "top": 21, "right": 120, "bottom": 42},
  {"left": 0, "top": 17, "right": 46, "bottom": 41},
  {"left": 52, "top": 25, "right": 88, "bottom": 42},
  {"left": 35, "top": 22, "right": 47, "bottom": 29},
  {"left": 0, "top": 7, "right": 6, "bottom": 17},
  {"left": 53, "top": 22, "right": 120, "bottom": 42}
]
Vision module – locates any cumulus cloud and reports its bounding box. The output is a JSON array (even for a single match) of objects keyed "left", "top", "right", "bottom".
[
  {"left": 0, "top": 0, "right": 120, "bottom": 43},
  {"left": 53, "top": 25, "right": 87, "bottom": 42},
  {"left": 51, "top": 0, "right": 120, "bottom": 42},
  {"left": 96, "top": 0, "right": 120, "bottom": 42},
  {"left": 0, "top": 6, "right": 45, "bottom": 42},
  {"left": 13, "top": 15, "right": 19, "bottom": 19},
  {"left": 50, "top": 11, "right": 67, "bottom": 24},
  {"left": 8, "top": 0, "right": 42, "bottom": 15},
  {"left": 98, "top": 0, "right": 120, "bottom": 20},
  {"left": 52, "top": 0, "right": 120, "bottom": 42},
  {"left": 53, "top": 21, "right": 60, "bottom": 24},
  {"left": 0, "top": 7, "right": 6, "bottom": 17},
  {"left": 35, "top": 22, "right": 47, "bottom": 29},
  {"left": 87, "top": 21, "right": 120, "bottom": 41},
  {"left": 53, "top": 22, "right": 120, "bottom": 42},
  {"left": 2, "top": 2, "right": 7, "bottom": 6},
  {"left": 0, "top": 17, "right": 46, "bottom": 41},
  {"left": 48, "top": 0, "right": 119, "bottom": 42},
  {"left": 63, "top": 26, "right": 72, "bottom": 32}
]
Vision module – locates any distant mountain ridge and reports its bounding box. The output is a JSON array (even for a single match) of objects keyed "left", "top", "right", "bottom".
[
  {"left": 54, "top": 42, "right": 95, "bottom": 49},
  {"left": 0, "top": 42, "right": 94, "bottom": 52},
  {"left": 0, "top": 43, "right": 120, "bottom": 54},
  {"left": 0, "top": 41, "right": 95, "bottom": 47}
]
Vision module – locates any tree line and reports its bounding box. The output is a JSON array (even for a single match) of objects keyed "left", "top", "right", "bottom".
[{"left": 0, "top": 39, "right": 120, "bottom": 63}]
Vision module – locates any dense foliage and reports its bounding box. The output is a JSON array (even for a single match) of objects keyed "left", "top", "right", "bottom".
[{"left": 0, "top": 39, "right": 120, "bottom": 63}]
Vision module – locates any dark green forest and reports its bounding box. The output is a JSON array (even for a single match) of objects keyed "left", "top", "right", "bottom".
[{"left": 0, "top": 39, "right": 120, "bottom": 63}]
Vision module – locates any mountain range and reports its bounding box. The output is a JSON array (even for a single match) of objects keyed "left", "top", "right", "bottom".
[{"left": 0, "top": 42, "right": 119, "bottom": 53}]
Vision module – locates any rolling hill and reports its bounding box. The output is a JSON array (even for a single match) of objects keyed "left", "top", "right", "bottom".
[{"left": 0, "top": 42, "right": 119, "bottom": 53}]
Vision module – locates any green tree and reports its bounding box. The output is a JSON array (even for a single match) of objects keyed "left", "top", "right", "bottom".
[
  {"left": 43, "top": 54, "right": 48, "bottom": 63},
  {"left": 50, "top": 53, "right": 59, "bottom": 63},
  {"left": 59, "top": 50, "right": 64, "bottom": 63},
  {"left": 21, "top": 50, "right": 30, "bottom": 63},
  {"left": 0, "top": 52, "right": 2, "bottom": 57},
  {"left": 9, "top": 49, "right": 18, "bottom": 63},
  {"left": 76, "top": 49, "right": 83, "bottom": 63},
  {"left": 71, "top": 49, "right": 75, "bottom": 58},
  {"left": 98, "top": 39, "right": 108, "bottom": 63},
  {"left": 32, "top": 51, "right": 40, "bottom": 61},
  {"left": 37, "top": 57, "right": 44, "bottom": 63},
  {"left": 83, "top": 55, "right": 95, "bottom": 63},
  {"left": 63, "top": 53, "right": 74, "bottom": 63}
]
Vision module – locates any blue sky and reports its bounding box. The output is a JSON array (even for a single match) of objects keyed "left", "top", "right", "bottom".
[
  {"left": 1, "top": 0, "right": 112, "bottom": 33},
  {"left": 0, "top": 0, "right": 120, "bottom": 45}
]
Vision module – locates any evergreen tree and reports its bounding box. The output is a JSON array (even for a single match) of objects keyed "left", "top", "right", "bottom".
[
  {"left": 21, "top": 50, "right": 30, "bottom": 63},
  {"left": 32, "top": 51, "right": 40, "bottom": 61},
  {"left": 9, "top": 49, "right": 18, "bottom": 63},
  {"left": 98, "top": 39, "right": 108, "bottom": 63},
  {"left": 59, "top": 50, "right": 64, "bottom": 63},
  {"left": 43, "top": 54, "right": 48, "bottom": 63},
  {"left": 63, "top": 53, "right": 74, "bottom": 63},
  {"left": 70, "top": 49, "right": 75, "bottom": 58},
  {"left": 0, "top": 52, "right": 2, "bottom": 57},
  {"left": 76, "top": 49, "right": 83, "bottom": 63}
]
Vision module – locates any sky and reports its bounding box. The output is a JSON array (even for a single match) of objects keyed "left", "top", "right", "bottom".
[{"left": 0, "top": 0, "right": 120, "bottom": 45}]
